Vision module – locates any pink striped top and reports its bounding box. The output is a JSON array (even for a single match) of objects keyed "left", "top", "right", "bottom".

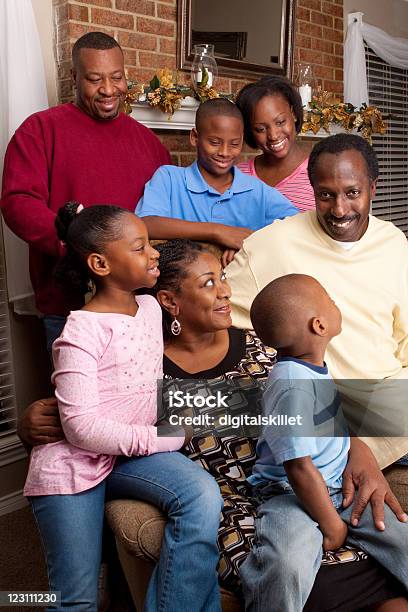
[
  {"left": 237, "top": 157, "right": 315, "bottom": 213},
  {"left": 24, "top": 295, "right": 184, "bottom": 496}
]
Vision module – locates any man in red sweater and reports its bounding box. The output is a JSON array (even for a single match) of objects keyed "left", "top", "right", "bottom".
[{"left": 1, "top": 31, "right": 170, "bottom": 350}]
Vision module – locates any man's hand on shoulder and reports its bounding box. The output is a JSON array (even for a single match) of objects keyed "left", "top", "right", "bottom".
[{"left": 18, "top": 397, "right": 64, "bottom": 448}]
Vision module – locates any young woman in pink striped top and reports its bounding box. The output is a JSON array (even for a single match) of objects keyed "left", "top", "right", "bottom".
[{"left": 236, "top": 76, "right": 315, "bottom": 213}]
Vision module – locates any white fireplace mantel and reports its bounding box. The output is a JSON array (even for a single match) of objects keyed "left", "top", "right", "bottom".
[
  {"left": 131, "top": 99, "right": 347, "bottom": 138},
  {"left": 130, "top": 98, "right": 199, "bottom": 131}
]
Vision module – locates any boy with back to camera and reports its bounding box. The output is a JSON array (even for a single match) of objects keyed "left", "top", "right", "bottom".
[
  {"left": 240, "top": 273, "right": 408, "bottom": 612},
  {"left": 136, "top": 98, "right": 297, "bottom": 266}
]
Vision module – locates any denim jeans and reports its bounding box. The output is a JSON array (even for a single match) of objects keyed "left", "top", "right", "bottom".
[
  {"left": 240, "top": 482, "right": 408, "bottom": 612},
  {"left": 42, "top": 315, "right": 66, "bottom": 356},
  {"left": 30, "top": 452, "right": 222, "bottom": 612}
]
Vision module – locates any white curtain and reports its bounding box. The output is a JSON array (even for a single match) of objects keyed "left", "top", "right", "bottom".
[
  {"left": 0, "top": 0, "right": 49, "bottom": 315},
  {"left": 344, "top": 12, "right": 408, "bottom": 108}
]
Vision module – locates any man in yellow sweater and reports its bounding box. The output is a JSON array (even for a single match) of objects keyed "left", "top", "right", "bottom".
[{"left": 226, "top": 134, "right": 408, "bottom": 478}]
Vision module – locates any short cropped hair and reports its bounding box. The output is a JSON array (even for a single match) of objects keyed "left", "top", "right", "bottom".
[
  {"left": 236, "top": 76, "right": 304, "bottom": 148},
  {"left": 72, "top": 32, "right": 122, "bottom": 68},
  {"left": 195, "top": 98, "right": 243, "bottom": 131},
  {"left": 308, "top": 133, "right": 379, "bottom": 187}
]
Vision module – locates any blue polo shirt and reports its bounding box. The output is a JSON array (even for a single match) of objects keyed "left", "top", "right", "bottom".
[{"left": 136, "top": 161, "right": 297, "bottom": 230}]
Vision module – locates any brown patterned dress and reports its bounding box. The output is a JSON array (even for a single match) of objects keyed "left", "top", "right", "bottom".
[{"left": 163, "top": 329, "right": 404, "bottom": 609}]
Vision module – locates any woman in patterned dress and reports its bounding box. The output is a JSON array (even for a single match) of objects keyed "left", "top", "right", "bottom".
[{"left": 153, "top": 239, "right": 406, "bottom": 611}]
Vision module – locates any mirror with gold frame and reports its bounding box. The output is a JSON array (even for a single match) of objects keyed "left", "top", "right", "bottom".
[{"left": 177, "top": 0, "right": 295, "bottom": 79}]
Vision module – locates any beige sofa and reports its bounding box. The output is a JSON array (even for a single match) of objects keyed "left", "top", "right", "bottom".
[{"left": 105, "top": 464, "right": 408, "bottom": 612}]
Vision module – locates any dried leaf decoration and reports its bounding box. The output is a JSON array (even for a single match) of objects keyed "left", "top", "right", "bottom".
[
  {"left": 301, "top": 88, "right": 388, "bottom": 143},
  {"left": 123, "top": 68, "right": 233, "bottom": 118}
]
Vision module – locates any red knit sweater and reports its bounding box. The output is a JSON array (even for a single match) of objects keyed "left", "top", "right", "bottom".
[{"left": 1, "top": 103, "right": 170, "bottom": 315}]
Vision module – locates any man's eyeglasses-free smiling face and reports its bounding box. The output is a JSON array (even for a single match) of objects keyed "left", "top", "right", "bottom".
[
  {"left": 313, "top": 149, "right": 377, "bottom": 242},
  {"left": 73, "top": 47, "right": 128, "bottom": 121}
]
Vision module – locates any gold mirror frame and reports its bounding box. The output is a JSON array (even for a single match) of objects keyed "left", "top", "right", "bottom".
[{"left": 177, "top": 0, "right": 295, "bottom": 80}]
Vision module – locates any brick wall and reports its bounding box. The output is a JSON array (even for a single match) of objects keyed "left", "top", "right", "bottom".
[
  {"left": 52, "top": 0, "right": 344, "bottom": 162},
  {"left": 295, "top": 0, "right": 343, "bottom": 95}
]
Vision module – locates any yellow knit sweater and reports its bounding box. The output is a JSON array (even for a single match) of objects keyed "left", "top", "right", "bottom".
[{"left": 227, "top": 211, "right": 408, "bottom": 468}]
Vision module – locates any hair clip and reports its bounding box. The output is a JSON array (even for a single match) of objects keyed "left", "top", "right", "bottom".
[{"left": 76, "top": 204, "right": 84, "bottom": 214}]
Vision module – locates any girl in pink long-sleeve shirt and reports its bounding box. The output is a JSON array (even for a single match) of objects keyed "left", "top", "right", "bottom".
[{"left": 25, "top": 202, "right": 222, "bottom": 612}]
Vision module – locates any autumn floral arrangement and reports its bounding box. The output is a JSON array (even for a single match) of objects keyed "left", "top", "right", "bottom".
[
  {"left": 123, "top": 68, "right": 228, "bottom": 117},
  {"left": 124, "top": 73, "right": 387, "bottom": 142},
  {"left": 301, "top": 88, "right": 387, "bottom": 143}
]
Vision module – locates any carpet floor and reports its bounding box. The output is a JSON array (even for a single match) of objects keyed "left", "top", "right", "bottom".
[{"left": 0, "top": 505, "right": 134, "bottom": 612}]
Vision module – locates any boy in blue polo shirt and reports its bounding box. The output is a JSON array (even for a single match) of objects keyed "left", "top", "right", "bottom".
[{"left": 136, "top": 99, "right": 297, "bottom": 265}]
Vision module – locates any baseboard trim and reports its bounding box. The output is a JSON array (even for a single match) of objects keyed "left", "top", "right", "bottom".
[{"left": 0, "top": 489, "right": 28, "bottom": 516}]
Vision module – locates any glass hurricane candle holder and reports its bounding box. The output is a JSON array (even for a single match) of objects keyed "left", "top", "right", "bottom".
[
  {"left": 191, "top": 44, "right": 218, "bottom": 91},
  {"left": 295, "top": 63, "right": 315, "bottom": 108}
]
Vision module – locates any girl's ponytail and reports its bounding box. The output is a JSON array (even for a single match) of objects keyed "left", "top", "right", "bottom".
[
  {"left": 54, "top": 201, "right": 128, "bottom": 296},
  {"left": 55, "top": 201, "right": 83, "bottom": 244}
]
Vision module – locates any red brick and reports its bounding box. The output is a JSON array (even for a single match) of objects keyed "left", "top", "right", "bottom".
[
  {"left": 311, "top": 37, "right": 333, "bottom": 53},
  {"left": 334, "top": 17, "right": 343, "bottom": 31},
  {"left": 230, "top": 79, "right": 251, "bottom": 94},
  {"left": 335, "top": 68, "right": 343, "bottom": 81},
  {"left": 57, "top": 22, "right": 70, "bottom": 42},
  {"left": 313, "top": 65, "right": 334, "bottom": 79},
  {"left": 156, "top": 3, "right": 177, "bottom": 19},
  {"left": 179, "top": 153, "right": 197, "bottom": 167},
  {"left": 92, "top": 7, "right": 134, "bottom": 29},
  {"left": 123, "top": 48, "right": 137, "bottom": 65},
  {"left": 127, "top": 67, "right": 164, "bottom": 82},
  {"left": 75, "top": 0, "right": 112, "bottom": 6},
  {"left": 321, "top": 26, "right": 343, "bottom": 43},
  {"left": 138, "top": 51, "right": 176, "bottom": 69},
  {"left": 296, "top": 34, "right": 312, "bottom": 49},
  {"left": 68, "top": 3, "right": 89, "bottom": 21},
  {"left": 329, "top": 54, "right": 343, "bottom": 68},
  {"left": 322, "top": 1, "right": 343, "bottom": 18},
  {"left": 334, "top": 43, "right": 343, "bottom": 56},
  {"left": 170, "top": 154, "right": 180, "bottom": 166},
  {"left": 298, "top": 48, "right": 323, "bottom": 64},
  {"left": 57, "top": 60, "right": 72, "bottom": 80},
  {"left": 214, "top": 76, "right": 231, "bottom": 92},
  {"left": 59, "top": 78, "right": 74, "bottom": 99},
  {"left": 137, "top": 16, "right": 175, "bottom": 37},
  {"left": 296, "top": 7, "right": 310, "bottom": 21},
  {"left": 158, "top": 134, "right": 194, "bottom": 152},
  {"left": 159, "top": 38, "right": 176, "bottom": 54},
  {"left": 298, "top": 21, "right": 322, "bottom": 38},
  {"left": 310, "top": 10, "right": 333, "bottom": 27},
  {"left": 119, "top": 31, "right": 157, "bottom": 51},
  {"left": 115, "top": 0, "right": 155, "bottom": 16},
  {"left": 298, "top": 0, "right": 321, "bottom": 11},
  {"left": 55, "top": 3, "right": 69, "bottom": 24},
  {"left": 57, "top": 41, "right": 72, "bottom": 62},
  {"left": 323, "top": 79, "right": 343, "bottom": 94},
  {"left": 68, "top": 22, "right": 114, "bottom": 39}
]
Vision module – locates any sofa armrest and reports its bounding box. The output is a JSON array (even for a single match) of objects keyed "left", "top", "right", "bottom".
[{"left": 105, "top": 499, "right": 165, "bottom": 562}]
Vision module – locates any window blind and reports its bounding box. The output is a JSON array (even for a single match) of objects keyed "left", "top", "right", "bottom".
[
  {"left": 0, "top": 223, "right": 17, "bottom": 448},
  {"left": 365, "top": 44, "right": 408, "bottom": 235}
]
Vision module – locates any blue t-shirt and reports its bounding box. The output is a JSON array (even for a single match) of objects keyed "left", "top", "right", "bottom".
[
  {"left": 136, "top": 161, "right": 298, "bottom": 231},
  {"left": 250, "top": 357, "right": 350, "bottom": 490}
]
